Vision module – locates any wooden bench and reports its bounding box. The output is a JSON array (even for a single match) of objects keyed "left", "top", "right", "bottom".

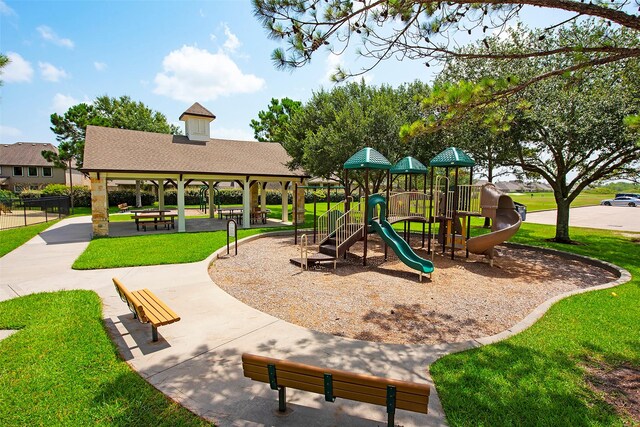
[
  {"left": 241, "top": 353, "right": 430, "bottom": 426},
  {"left": 118, "top": 203, "right": 130, "bottom": 212},
  {"left": 112, "top": 278, "right": 181, "bottom": 342}
]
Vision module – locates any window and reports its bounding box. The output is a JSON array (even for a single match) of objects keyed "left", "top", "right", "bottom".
[
  {"left": 28, "top": 166, "right": 38, "bottom": 176},
  {"left": 13, "top": 166, "right": 23, "bottom": 176},
  {"left": 14, "top": 185, "right": 23, "bottom": 193},
  {"left": 42, "top": 167, "right": 52, "bottom": 177},
  {"left": 30, "top": 185, "right": 40, "bottom": 191}
]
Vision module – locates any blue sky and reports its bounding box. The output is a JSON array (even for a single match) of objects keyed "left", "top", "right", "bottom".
[{"left": 1, "top": 1, "right": 563, "bottom": 145}]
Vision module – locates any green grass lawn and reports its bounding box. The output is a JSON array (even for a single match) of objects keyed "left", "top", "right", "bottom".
[
  {"left": 431, "top": 223, "right": 640, "bottom": 426},
  {"left": 72, "top": 226, "right": 285, "bottom": 269},
  {"left": 0, "top": 221, "right": 59, "bottom": 257},
  {"left": 0, "top": 290, "right": 209, "bottom": 426},
  {"left": 510, "top": 192, "right": 614, "bottom": 212}
]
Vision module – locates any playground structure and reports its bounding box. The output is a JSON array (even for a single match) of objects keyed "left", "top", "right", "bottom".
[{"left": 291, "top": 146, "right": 522, "bottom": 279}]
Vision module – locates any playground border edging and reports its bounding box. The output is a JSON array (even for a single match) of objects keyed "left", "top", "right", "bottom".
[{"left": 208, "top": 230, "right": 631, "bottom": 358}]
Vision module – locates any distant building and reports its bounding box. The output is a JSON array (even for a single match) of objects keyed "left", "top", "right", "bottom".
[{"left": 0, "top": 142, "right": 87, "bottom": 193}]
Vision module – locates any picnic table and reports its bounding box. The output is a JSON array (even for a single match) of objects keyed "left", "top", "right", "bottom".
[
  {"left": 130, "top": 209, "right": 177, "bottom": 231},
  {"left": 216, "top": 208, "right": 271, "bottom": 224}
]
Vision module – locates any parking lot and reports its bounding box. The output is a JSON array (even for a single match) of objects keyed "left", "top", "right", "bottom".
[{"left": 526, "top": 205, "right": 640, "bottom": 232}]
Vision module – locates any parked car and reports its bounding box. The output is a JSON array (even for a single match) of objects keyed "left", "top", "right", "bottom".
[
  {"left": 615, "top": 193, "right": 640, "bottom": 199},
  {"left": 601, "top": 196, "right": 640, "bottom": 207}
]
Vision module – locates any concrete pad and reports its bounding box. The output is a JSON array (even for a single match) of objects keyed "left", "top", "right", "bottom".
[
  {"left": 526, "top": 205, "right": 640, "bottom": 232},
  {"left": 0, "top": 329, "right": 18, "bottom": 341}
]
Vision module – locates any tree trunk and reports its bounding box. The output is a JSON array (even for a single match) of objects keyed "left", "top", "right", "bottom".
[{"left": 555, "top": 198, "right": 572, "bottom": 243}]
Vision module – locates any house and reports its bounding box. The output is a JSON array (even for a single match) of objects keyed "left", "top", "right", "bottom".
[
  {"left": 0, "top": 142, "right": 88, "bottom": 193},
  {"left": 82, "top": 102, "right": 309, "bottom": 236},
  {"left": 0, "top": 142, "right": 64, "bottom": 193}
]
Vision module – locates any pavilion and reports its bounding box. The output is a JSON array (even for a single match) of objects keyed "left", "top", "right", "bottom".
[{"left": 83, "top": 103, "right": 308, "bottom": 237}]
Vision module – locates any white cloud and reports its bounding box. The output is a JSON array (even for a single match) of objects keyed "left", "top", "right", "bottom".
[
  {"left": 222, "top": 24, "right": 241, "bottom": 52},
  {"left": 153, "top": 45, "right": 265, "bottom": 102},
  {"left": 37, "top": 25, "right": 74, "bottom": 48},
  {"left": 0, "top": 125, "right": 23, "bottom": 141},
  {"left": 3, "top": 52, "right": 33, "bottom": 83},
  {"left": 0, "top": 0, "right": 16, "bottom": 16},
  {"left": 51, "top": 93, "right": 79, "bottom": 114},
  {"left": 93, "top": 61, "right": 107, "bottom": 71},
  {"left": 322, "top": 53, "right": 343, "bottom": 85},
  {"left": 39, "top": 62, "right": 68, "bottom": 82}
]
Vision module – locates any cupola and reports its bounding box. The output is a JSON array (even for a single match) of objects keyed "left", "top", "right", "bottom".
[{"left": 179, "top": 102, "right": 216, "bottom": 141}]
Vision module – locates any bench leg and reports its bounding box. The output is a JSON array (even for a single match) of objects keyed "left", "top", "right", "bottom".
[
  {"left": 278, "top": 386, "right": 286, "bottom": 412},
  {"left": 387, "top": 412, "right": 395, "bottom": 427},
  {"left": 152, "top": 325, "right": 158, "bottom": 342}
]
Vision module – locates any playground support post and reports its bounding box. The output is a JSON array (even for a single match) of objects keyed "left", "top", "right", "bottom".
[
  {"left": 451, "top": 167, "right": 460, "bottom": 260},
  {"left": 363, "top": 168, "right": 369, "bottom": 267},
  {"left": 427, "top": 168, "right": 434, "bottom": 254},
  {"left": 294, "top": 182, "right": 298, "bottom": 245},
  {"left": 422, "top": 172, "right": 427, "bottom": 248},
  {"left": 384, "top": 170, "right": 390, "bottom": 260}
]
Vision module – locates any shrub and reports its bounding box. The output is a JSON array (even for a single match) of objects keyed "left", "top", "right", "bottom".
[
  {"left": 41, "top": 184, "right": 69, "bottom": 196},
  {"left": 19, "top": 189, "right": 42, "bottom": 199},
  {"left": 108, "top": 189, "right": 155, "bottom": 207}
]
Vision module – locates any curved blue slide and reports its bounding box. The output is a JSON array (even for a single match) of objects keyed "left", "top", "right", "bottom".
[{"left": 368, "top": 194, "right": 435, "bottom": 275}]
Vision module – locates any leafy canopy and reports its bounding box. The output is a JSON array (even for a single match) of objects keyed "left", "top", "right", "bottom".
[
  {"left": 43, "top": 95, "right": 180, "bottom": 170},
  {"left": 250, "top": 97, "right": 302, "bottom": 142}
]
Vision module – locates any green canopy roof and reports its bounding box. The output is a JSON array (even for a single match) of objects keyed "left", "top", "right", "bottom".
[
  {"left": 343, "top": 147, "right": 392, "bottom": 170},
  {"left": 390, "top": 156, "right": 428, "bottom": 174},
  {"left": 429, "top": 147, "right": 475, "bottom": 167}
]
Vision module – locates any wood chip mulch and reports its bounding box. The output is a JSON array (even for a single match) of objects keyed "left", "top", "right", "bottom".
[{"left": 209, "top": 235, "right": 617, "bottom": 345}]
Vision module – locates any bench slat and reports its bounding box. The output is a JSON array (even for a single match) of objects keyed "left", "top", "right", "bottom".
[
  {"left": 242, "top": 355, "right": 429, "bottom": 396},
  {"left": 132, "top": 289, "right": 180, "bottom": 326},
  {"left": 245, "top": 371, "right": 427, "bottom": 413},
  {"left": 242, "top": 365, "right": 428, "bottom": 405}
]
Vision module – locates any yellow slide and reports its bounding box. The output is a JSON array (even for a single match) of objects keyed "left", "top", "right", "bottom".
[{"left": 466, "top": 183, "right": 522, "bottom": 261}]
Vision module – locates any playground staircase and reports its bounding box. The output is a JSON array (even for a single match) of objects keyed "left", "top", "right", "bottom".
[{"left": 315, "top": 201, "right": 365, "bottom": 260}]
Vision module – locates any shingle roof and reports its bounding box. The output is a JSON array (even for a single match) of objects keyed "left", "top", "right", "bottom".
[
  {"left": 0, "top": 142, "right": 57, "bottom": 167},
  {"left": 83, "top": 126, "right": 307, "bottom": 178},
  {"left": 179, "top": 102, "right": 216, "bottom": 120}
]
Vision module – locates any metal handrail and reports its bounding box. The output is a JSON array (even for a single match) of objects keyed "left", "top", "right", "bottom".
[
  {"left": 388, "top": 192, "right": 430, "bottom": 220},
  {"left": 335, "top": 202, "right": 365, "bottom": 253},
  {"left": 456, "top": 184, "right": 482, "bottom": 214},
  {"left": 316, "top": 201, "right": 346, "bottom": 245}
]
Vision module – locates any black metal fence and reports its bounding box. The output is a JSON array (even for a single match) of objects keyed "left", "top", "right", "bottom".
[{"left": 0, "top": 196, "right": 71, "bottom": 231}]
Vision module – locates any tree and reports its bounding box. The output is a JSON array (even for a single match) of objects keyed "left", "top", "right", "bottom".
[
  {"left": 43, "top": 95, "right": 180, "bottom": 170},
  {"left": 250, "top": 97, "right": 302, "bottom": 142},
  {"left": 253, "top": 0, "right": 640, "bottom": 91},
  {"left": 284, "top": 80, "right": 441, "bottom": 192},
  {"left": 0, "top": 53, "right": 8, "bottom": 86},
  {"left": 422, "top": 23, "right": 640, "bottom": 242},
  {"left": 42, "top": 96, "right": 180, "bottom": 210}
]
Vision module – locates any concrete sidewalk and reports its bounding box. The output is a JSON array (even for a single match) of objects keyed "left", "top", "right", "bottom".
[
  {"left": 0, "top": 217, "right": 453, "bottom": 426},
  {"left": 526, "top": 205, "right": 640, "bottom": 232}
]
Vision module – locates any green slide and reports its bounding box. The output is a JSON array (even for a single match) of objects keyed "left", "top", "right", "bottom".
[{"left": 368, "top": 194, "right": 435, "bottom": 275}]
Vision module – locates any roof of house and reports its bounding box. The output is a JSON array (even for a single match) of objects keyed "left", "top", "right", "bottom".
[
  {"left": 0, "top": 142, "right": 57, "bottom": 167},
  {"left": 83, "top": 125, "right": 308, "bottom": 178},
  {"left": 179, "top": 102, "right": 216, "bottom": 120}
]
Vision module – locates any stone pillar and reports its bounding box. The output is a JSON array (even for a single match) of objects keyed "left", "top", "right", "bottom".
[
  {"left": 208, "top": 181, "right": 215, "bottom": 218},
  {"left": 90, "top": 172, "right": 109, "bottom": 237},
  {"left": 158, "top": 179, "right": 165, "bottom": 210},
  {"left": 281, "top": 181, "right": 288, "bottom": 223},
  {"left": 260, "top": 183, "right": 267, "bottom": 211},
  {"left": 177, "top": 180, "right": 186, "bottom": 232},
  {"left": 242, "top": 178, "right": 251, "bottom": 228},
  {"left": 250, "top": 181, "right": 259, "bottom": 211},
  {"left": 135, "top": 180, "right": 142, "bottom": 207},
  {"left": 295, "top": 182, "right": 306, "bottom": 225}
]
